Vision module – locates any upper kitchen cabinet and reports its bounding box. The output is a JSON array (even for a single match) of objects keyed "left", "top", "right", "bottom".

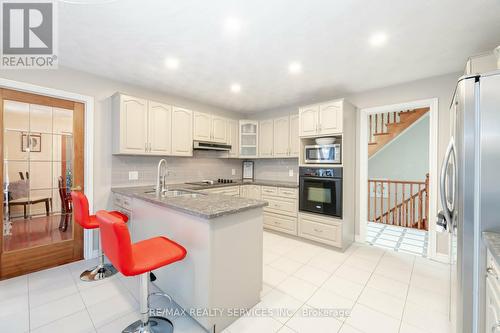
[
  {"left": 113, "top": 93, "right": 173, "bottom": 155},
  {"left": 299, "top": 99, "right": 349, "bottom": 137},
  {"left": 319, "top": 100, "right": 342, "bottom": 135},
  {"left": 171, "top": 106, "right": 193, "bottom": 156},
  {"left": 259, "top": 119, "right": 274, "bottom": 158},
  {"left": 273, "top": 116, "right": 289, "bottom": 157},
  {"left": 148, "top": 101, "right": 172, "bottom": 155},
  {"left": 239, "top": 120, "right": 258, "bottom": 158},
  {"left": 226, "top": 119, "right": 239, "bottom": 158},
  {"left": 193, "top": 112, "right": 227, "bottom": 143},
  {"left": 298, "top": 104, "right": 319, "bottom": 137},
  {"left": 289, "top": 114, "right": 299, "bottom": 157},
  {"left": 112, "top": 94, "right": 148, "bottom": 154}
]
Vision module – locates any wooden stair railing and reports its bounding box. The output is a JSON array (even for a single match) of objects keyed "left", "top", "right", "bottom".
[
  {"left": 368, "top": 107, "right": 429, "bottom": 157},
  {"left": 367, "top": 174, "right": 429, "bottom": 231}
]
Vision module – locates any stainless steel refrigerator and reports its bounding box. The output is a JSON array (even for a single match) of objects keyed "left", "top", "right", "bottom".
[{"left": 438, "top": 70, "right": 500, "bottom": 333}]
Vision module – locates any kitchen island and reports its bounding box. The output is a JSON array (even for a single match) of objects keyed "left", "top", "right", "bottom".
[{"left": 111, "top": 186, "right": 268, "bottom": 333}]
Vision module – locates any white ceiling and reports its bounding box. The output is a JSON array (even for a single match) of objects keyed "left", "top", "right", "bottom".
[{"left": 58, "top": 0, "right": 500, "bottom": 112}]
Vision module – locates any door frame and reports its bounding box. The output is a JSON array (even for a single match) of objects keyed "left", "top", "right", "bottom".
[
  {"left": 0, "top": 78, "right": 95, "bottom": 260},
  {"left": 357, "top": 98, "right": 440, "bottom": 259}
]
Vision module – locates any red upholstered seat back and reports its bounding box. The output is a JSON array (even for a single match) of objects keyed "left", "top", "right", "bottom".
[
  {"left": 96, "top": 210, "right": 134, "bottom": 275},
  {"left": 71, "top": 191, "right": 93, "bottom": 229}
]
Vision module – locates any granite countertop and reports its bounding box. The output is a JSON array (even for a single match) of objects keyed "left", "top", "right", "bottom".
[
  {"left": 483, "top": 231, "right": 500, "bottom": 265},
  {"left": 111, "top": 185, "right": 268, "bottom": 219}
]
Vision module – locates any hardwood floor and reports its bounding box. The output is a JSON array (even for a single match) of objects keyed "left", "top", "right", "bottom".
[{"left": 3, "top": 214, "right": 73, "bottom": 252}]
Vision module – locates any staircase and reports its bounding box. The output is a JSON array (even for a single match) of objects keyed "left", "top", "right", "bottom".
[
  {"left": 368, "top": 174, "right": 429, "bottom": 231},
  {"left": 368, "top": 107, "right": 429, "bottom": 157}
]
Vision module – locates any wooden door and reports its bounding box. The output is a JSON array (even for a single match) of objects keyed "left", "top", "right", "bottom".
[
  {"left": 289, "top": 114, "right": 300, "bottom": 157},
  {"left": 299, "top": 105, "right": 319, "bottom": 137},
  {"left": 0, "top": 88, "right": 85, "bottom": 280},
  {"left": 273, "top": 116, "right": 290, "bottom": 157},
  {"left": 120, "top": 95, "right": 148, "bottom": 154},
  {"left": 193, "top": 112, "right": 211, "bottom": 141},
  {"left": 259, "top": 119, "right": 274, "bottom": 157},
  {"left": 148, "top": 101, "right": 172, "bottom": 155},
  {"left": 226, "top": 119, "right": 239, "bottom": 158},
  {"left": 319, "top": 101, "right": 343, "bottom": 135},
  {"left": 211, "top": 116, "right": 227, "bottom": 143},
  {"left": 171, "top": 107, "right": 193, "bottom": 156}
]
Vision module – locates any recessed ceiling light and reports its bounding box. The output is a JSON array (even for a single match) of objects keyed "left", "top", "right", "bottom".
[
  {"left": 288, "top": 61, "right": 302, "bottom": 74},
  {"left": 370, "top": 32, "right": 388, "bottom": 47},
  {"left": 230, "top": 83, "right": 241, "bottom": 93},
  {"left": 164, "top": 57, "right": 179, "bottom": 70},
  {"left": 224, "top": 17, "right": 242, "bottom": 35}
]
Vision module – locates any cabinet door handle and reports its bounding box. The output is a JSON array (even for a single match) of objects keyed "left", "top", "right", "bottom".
[
  {"left": 313, "top": 228, "right": 323, "bottom": 233},
  {"left": 487, "top": 266, "right": 498, "bottom": 280}
]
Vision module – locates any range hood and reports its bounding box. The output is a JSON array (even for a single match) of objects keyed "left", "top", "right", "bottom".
[{"left": 193, "top": 141, "right": 231, "bottom": 151}]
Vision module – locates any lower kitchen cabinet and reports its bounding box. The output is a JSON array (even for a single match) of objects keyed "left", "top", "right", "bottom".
[
  {"left": 263, "top": 212, "right": 297, "bottom": 235},
  {"left": 486, "top": 249, "right": 500, "bottom": 333},
  {"left": 200, "top": 186, "right": 240, "bottom": 197},
  {"left": 298, "top": 212, "right": 342, "bottom": 248},
  {"left": 240, "top": 185, "right": 261, "bottom": 199}
]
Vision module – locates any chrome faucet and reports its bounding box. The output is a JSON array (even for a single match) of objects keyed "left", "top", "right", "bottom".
[{"left": 156, "top": 159, "right": 168, "bottom": 198}]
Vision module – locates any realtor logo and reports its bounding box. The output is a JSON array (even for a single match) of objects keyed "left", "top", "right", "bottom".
[{"left": 1, "top": 0, "right": 58, "bottom": 68}]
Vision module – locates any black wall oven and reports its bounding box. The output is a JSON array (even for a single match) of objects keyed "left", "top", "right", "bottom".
[{"left": 299, "top": 167, "right": 342, "bottom": 218}]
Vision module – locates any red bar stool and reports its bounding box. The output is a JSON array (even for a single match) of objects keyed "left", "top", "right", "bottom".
[
  {"left": 71, "top": 191, "right": 129, "bottom": 281},
  {"left": 96, "top": 210, "right": 187, "bottom": 333}
]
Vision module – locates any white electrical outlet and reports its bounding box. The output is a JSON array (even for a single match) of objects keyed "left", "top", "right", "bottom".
[
  {"left": 231, "top": 169, "right": 236, "bottom": 176},
  {"left": 288, "top": 169, "right": 294, "bottom": 177},
  {"left": 129, "top": 171, "right": 139, "bottom": 180}
]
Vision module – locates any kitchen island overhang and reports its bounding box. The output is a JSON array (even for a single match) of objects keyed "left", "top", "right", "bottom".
[{"left": 111, "top": 186, "right": 268, "bottom": 333}]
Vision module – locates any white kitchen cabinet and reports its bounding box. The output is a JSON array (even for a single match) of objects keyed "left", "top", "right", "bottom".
[
  {"left": 240, "top": 120, "right": 259, "bottom": 158},
  {"left": 240, "top": 185, "right": 261, "bottom": 200},
  {"left": 261, "top": 186, "right": 298, "bottom": 235},
  {"left": 273, "top": 116, "right": 290, "bottom": 157},
  {"left": 113, "top": 94, "right": 149, "bottom": 154},
  {"left": 486, "top": 249, "right": 500, "bottom": 333},
  {"left": 319, "top": 100, "right": 343, "bottom": 135},
  {"left": 289, "top": 114, "right": 299, "bottom": 157},
  {"left": 201, "top": 186, "right": 240, "bottom": 197},
  {"left": 298, "top": 212, "right": 342, "bottom": 247},
  {"left": 226, "top": 119, "right": 239, "bottom": 158},
  {"left": 193, "top": 112, "right": 227, "bottom": 143},
  {"left": 148, "top": 101, "right": 172, "bottom": 155},
  {"left": 212, "top": 116, "right": 227, "bottom": 143},
  {"left": 112, "top": 94, "right": 173, "bottom": 155},
  {"left": 171, "top": 107, "right": 193, "bottom": 156},
  {"left": 259, "top": 119, "right": 274, "bottom": 158},
  {"left": 299, "top": 105, "right": 319, "bottom": 137},
  {"left": 299, "top": 99, "right": 345, "bottom": 137},
  {"left": 193, "top": 112, "right": 211, "bottom": 142}
]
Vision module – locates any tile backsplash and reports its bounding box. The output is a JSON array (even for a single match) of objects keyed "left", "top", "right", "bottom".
[
  {"left": 112, "top": 153, "right": 299, "bottom": 187},
  {"left": 252, "top": 158, "right": 299, "bottom": 182}
]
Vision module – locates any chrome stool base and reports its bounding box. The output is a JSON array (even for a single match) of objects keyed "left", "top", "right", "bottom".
[
  {"left": 80, "top": 263, "right": 117, "bottom": 281},
  {"left": 122, "top": 317, "right": 173, "bottom": 333}
]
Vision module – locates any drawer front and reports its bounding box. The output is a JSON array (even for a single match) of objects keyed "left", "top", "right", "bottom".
[
  {"left": 298, "top": 212, "right": 342, "bottom": 226},
  {"left": 278, "top": 187, "right": 297, "bottom": 199},
  {"left": 114, "top": 194, "right": 132, "bottom": 210},
  {"left": 261, "top": 186, "right": 278, "bottom": 196},
  {"left": 263, "top": 213, "right": 297, "bottom": 235},
  {"left": 299, "top": 218, "right": 341, "bottom": 247},
  {"left": 203, "top": 186, "right": 240, "bottom": 196},
  {"left": 262, "top": 196, "right": 297, "bottom": 217}
]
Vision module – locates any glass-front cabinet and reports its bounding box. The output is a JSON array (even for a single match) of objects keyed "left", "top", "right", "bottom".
[{"left": 239, "top": 120, "right": 259, "bottom": 158}]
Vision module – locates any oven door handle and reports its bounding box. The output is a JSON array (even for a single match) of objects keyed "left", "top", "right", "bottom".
[{"left": 300, "top": 176, "right": 340, "bottom": 180}]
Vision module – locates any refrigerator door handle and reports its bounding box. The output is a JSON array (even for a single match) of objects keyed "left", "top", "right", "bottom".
[{"left": 438, "top": 137, "right": 456, "bottom": 232}]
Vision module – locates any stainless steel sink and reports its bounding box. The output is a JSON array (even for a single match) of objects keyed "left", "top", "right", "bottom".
[{"left": 144, "top": 189, "right": 204, "bottom": 199}]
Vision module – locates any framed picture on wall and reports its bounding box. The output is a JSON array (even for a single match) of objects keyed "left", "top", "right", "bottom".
[{"left": 21, "top": 133, "right": 42, "bottom": 152}]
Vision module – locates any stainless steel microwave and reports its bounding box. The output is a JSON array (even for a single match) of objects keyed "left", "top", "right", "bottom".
[{"left": 304, "top": 144, "right": 341, "bottom": 164}]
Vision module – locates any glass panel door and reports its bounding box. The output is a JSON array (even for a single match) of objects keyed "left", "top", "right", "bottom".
[{"left": 2, "top": 100, "right": 74, "bottom": 252}]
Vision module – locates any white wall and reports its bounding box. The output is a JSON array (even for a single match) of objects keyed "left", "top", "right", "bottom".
[
  {"left": 369, "top": 114, "right": 430, "bottom": 181},
  {"left": 0, "top": 66, "right": 245, "bottom": 215}
]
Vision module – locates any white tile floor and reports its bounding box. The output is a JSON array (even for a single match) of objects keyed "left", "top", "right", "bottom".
[
  {"left": 0, "top": 231, "right": 451, "bottom": 333},
  {"left": 366, "top": 222, "right": 429, "bottom": 257}
]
